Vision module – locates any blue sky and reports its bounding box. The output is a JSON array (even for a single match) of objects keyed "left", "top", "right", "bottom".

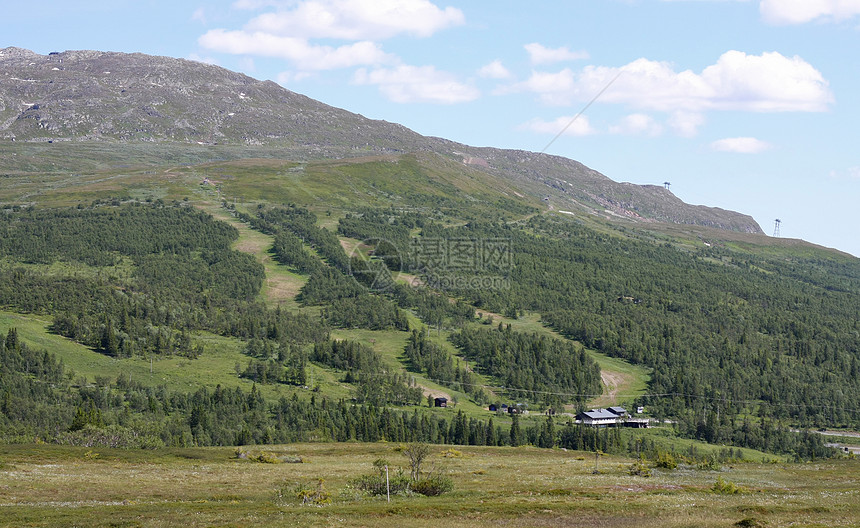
[{"left": 3, "top": 0, "right": 860, "bottom": 256}]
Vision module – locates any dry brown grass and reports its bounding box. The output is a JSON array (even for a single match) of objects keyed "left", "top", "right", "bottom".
[{"left": 1, "top": 443, "right": 857, "bottom": 528}]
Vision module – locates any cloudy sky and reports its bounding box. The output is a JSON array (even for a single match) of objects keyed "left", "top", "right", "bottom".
[{"left": 3, "top": 0, "right": 860, "bottom": 256}]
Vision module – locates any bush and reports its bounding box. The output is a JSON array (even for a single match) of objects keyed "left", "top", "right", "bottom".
[
  {"left": 276, "top": 479, "right": 331, "bottom": 506},
  {"left": 351, "top": 459, "right": 410, "bottom": 496},
  {"left": 411, "top": 474, "right": 454, "bottom": 496},
  {"left": 712, "top": 476, "right": 743, "bottom": 495},
  {"left": 696, "top": 454, "right": 722, "bottom": 471},
  {"left": 628, "top": 460, "right": 652, "bottom": 477},
  {"left": 653, "top": 450, "right": 678, "bottom": 469},
  {"left": 254, "top": 451, "right": 283, "bottom": 464}
]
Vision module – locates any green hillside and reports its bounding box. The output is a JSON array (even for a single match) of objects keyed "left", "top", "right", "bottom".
[
  {"left": 2, "top": 51, "right": 858, "bottom": 465},
  {"left": 0, "top": 145, "right": 854, "bottom": 461}
]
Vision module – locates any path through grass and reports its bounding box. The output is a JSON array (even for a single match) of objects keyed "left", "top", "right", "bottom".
[{"left": 200, "top": 201, "right": 307, "bottom": 309}]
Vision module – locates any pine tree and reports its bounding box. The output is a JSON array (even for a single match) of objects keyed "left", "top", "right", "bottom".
[
  {"left": 510, "top": 413, "right": 522, "bottom": 447},
  {"left": 539, "top": 415, "right": 555, "bottom": 448},
  {"left": 486, "top": 417, "right": 496, "bottom": 446},
  {"left": 100, "top": 319, "right": 118, "bottom": 357},
  {"left": 5, "top": 327, "right": 19, "bottom": 351}
]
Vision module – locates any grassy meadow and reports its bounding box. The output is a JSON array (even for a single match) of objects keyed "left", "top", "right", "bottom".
[{"left": 1, "top": 442, "right": 857, "bottom": 527}]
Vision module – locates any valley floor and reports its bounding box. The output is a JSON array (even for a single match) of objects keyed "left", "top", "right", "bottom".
[{"left": 1, "top": 443, "right": 857, "bottom": 528}]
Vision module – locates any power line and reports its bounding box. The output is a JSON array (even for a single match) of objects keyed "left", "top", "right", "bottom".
[{"left": 539, "top": 70, "right": 623, "bottom": 155}]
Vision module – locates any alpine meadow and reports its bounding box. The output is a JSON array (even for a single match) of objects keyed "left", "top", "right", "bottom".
[{"left": 0, "top": 47, "right": 859, "bottom": 528}]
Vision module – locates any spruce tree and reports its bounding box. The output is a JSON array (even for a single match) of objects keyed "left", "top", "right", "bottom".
[{"left": 510, "top": 413, "right": 522, "bottom": 446}]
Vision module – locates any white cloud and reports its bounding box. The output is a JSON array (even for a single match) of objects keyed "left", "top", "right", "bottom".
[
  {"left": 198, "top": 29, "right": 394, "bottom": 70},
  {"left": 201, "top": 1, "right": 463, "bottom": 74},
  {"left": 352, "top": 65, "right": 479, "bottom": 104},
  {"left": 524, "top": 43, "right": 589, "bottom": 65},
  {"left": 505, "top": 68, "right": 577, "bottom": 105},
  {"left": 760, "top": 0, "right": 860, "bottom": 24},
  {"left": 668, "top": 111, "right": 706, "bottom": 137},
  {"left": 241, "top": 0, "right": 464, "bottom": 40},
  {"left": 710, "top": 137, "right": 772, "bottom": 153},
  {"left": 609, "top": 113, "right": 663, "bottom": 136},
  {"left": 700, "top": 51, "right": 831, "bottom": 111},
  {"left": 510, "top": 51, "right": 832, "bottom": 113},
  {"left": 661, "top": 0, "right": 860, "bottom": 25},
  {"left": 478, "top": 59, "right": 512, "bottom": 79},
  {"left": 233, "top": 0, "right": 282, "bottom": 8},
  {"left": 519, "top": 115, "right": 596, "bottom": 136},
  {"left": 191, "top": 7, "right": 207, "bottom": 24}
]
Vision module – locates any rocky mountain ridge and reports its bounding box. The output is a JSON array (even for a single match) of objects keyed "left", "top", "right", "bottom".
[{"left": 0, "top": 47, "right": 762, "bottom": 234}]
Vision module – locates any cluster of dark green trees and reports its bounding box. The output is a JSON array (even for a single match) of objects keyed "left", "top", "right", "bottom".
[
  {"left": 322, "top": 294, "right": 410, "bottom": 331},
  {"left": 450, "top": 324, "right": 601, "bottom": 409},
  {"left": 311, "top": 339, "right": 423, "bottom": 406},
  {"left": 0, "top": 327, "right": 834, "bottom": 459},
  {"left": 254, "top": 205, "right": 350, "bottom": 272},
  {"left": 336, "top": 210, "right": 860, "bottom": 439},
  {"left": 404, "top": 329, "right": 488, "bottom": 402},
  {"left": 0, "top": 327, "right": 508, "bottom": 448},
  {"left": 1, "top": 198, "right": 855, "bottom": 462},
  {"left": 0, "top": 203, "right": 274, "bottom": 358},
  {"left": 239, "top": 338, "right": 308, "bottom": 386}
]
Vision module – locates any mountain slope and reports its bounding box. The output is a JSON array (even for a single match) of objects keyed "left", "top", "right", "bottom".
[{"left": 0, "top": 46, "right": 761, "bottom": 234}]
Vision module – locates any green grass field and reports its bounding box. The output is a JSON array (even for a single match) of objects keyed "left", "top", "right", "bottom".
[
  {"left": 0, "top": 310, "right": 306, "bottom": 402},
  {"left": 0, "top": 442, "right": 856, "bottom": 527}
]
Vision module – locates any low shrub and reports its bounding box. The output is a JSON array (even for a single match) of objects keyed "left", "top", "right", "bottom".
[
  {"left": 351, "top": 459, "right": 410, "bottom": 496},
  {"left": 696, "top": 455, "right": 722, "bottom": 471},
  {"left": 411, "top": 474, "right": 454, "bottom": 496},
  {"left": 275, "top": 479, "right": 331, "bottom": 506},
  {"left": 254, "top": 451, "right": 282, "bottom": 464},
  {"left": 628, "top": 460, "right": 652, "bottom": 477},
  {"left": 712, "top": 476, "right": 743, "bottom": 495},
  {"left": 653, "top": 450, "right": 678, "bottom": 469}
]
